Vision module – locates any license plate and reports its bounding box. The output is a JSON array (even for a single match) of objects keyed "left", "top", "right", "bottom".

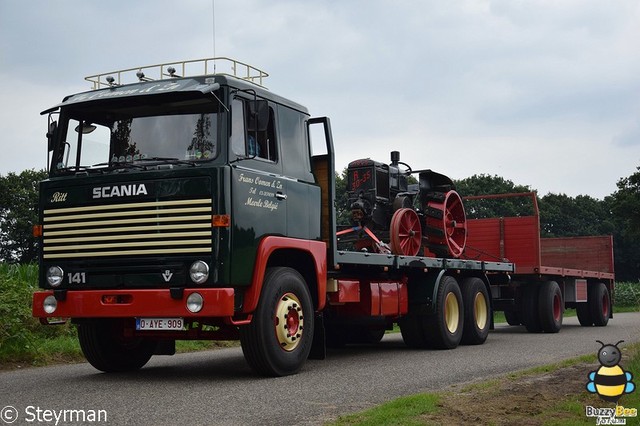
[{"left": 136, "top": 318, "right": 184, "bottom": 331}]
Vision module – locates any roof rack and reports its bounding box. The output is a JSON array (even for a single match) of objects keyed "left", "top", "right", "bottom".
[{"left": 84, "top": 57, "right": 269, "bottom": 90}]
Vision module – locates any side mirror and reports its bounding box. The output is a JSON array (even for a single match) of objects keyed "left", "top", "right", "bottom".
[{"left": 47, "top": 120, "right": 58, "bottom": 152}]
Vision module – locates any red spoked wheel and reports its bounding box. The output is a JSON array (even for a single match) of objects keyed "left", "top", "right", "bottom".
[
  {"left": 390, "top": 208, "right": 422, "bottom": 256},
  {"left": 424, "top": 190, "right": 467, "bottom": 258}
]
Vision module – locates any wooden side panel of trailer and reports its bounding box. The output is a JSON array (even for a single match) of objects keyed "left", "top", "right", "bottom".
[
  {"left": 463, "top": 193, "right": 614, "bottom": 279},
  {"left": 540, "top": 235, "right": 614, "bottom": 274}
]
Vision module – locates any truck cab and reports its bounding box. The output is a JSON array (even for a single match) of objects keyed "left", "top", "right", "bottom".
[{"left": 34, "top": 58, "right": 329, "bottom": 376}]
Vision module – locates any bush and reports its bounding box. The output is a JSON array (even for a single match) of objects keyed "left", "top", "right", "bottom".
[
  {"left": 0, "top": 263, "right": 76, "bottom": 363},
  {"left": 615, "top": 281, "right": 640, "bottom": 308}
]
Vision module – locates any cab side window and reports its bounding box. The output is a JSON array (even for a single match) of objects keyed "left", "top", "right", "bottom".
[
  {"left": 230, "top": 99, "right": 246, "bottom": 156},
  {"left": 231, "top": 97, "right": 277, "bottom": 162}
]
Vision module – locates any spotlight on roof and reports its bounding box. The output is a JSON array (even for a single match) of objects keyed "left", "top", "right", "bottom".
[
  {"left": 106, "top": 76, "right": 115, "bottom": 86},
  {"left": 167, "top": 67, "right": 177, "bottom": 77},
  {"left": 136, "top": 71, "right": 145, "bottom": 81}
]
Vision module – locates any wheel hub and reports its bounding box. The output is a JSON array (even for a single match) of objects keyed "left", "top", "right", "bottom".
[
  {"left": 274, "top": 293, "right": 304, "bottom": 352},
  {"left": 474, "top": 292, "right": 488, "bottom": 329},
  {"left": 444, "top": 292, "right": 460, "bottom": 334}
]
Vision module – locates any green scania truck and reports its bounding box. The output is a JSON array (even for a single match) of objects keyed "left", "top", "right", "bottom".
[{"left": 32, "top": 58, "right": 613, "bottom": 376}]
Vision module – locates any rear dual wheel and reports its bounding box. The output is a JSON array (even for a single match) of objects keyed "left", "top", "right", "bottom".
[
  {"left": 460, "top": 278, "right": 490, "bottom": 345},
  {"left": 577, "top": 282, "right": 610, "bottom": 327},
  {"left": 538, "top": 281, "right": 563, "bottom": 333},
  {"left": 399, "top": 276, "right": 464, "bottom": 349},
  {"left": 521, "top": 281, "right": 563, "bottom": 333}
]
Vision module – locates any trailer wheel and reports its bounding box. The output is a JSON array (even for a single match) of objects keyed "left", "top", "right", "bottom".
[
  {"left": 522, "top": 284, "right": 542, "bottom": 333},
  {"left": 589, "top": 282, "right": 610, "bottom": 327},
  {"left": 239, "top": 267, "right": 314, "bottom": 376},
  {"left": 78, "top": 319, "right": 156, "bottom": 372},
  {"left": 423, "top": 276, "right": 464, "bottom": 349},
  {"left": 504, "top": 310, "right": 521, "bottom": 326},
  {"left": 460, "top": 277, "right": 490, "bottom": 345},
  {"left": 358, "top": 326, "right": 386, "bottom": 344},
  {"left": 538, "top": 281, "right": 563, "bottom": 333},
  {"left": 576, "top": 303, "right": 593, "bottom": 326}
]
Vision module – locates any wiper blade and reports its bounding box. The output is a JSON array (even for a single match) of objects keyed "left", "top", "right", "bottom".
[
  {"left": 54, "top": 165, "right": 88, "bottom": 174},
  {"left": 91, "top": 162, "right": 147, "bottom": 171},
  {"left": 136, "top": 157, "right": 198, "bottom": 167}
]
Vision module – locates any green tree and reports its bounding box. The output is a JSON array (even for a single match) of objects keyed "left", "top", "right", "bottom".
[
  {"left": 539, "top": 193, "right": 613, "bottom": 237},
  {"left": 0, "top": 169, "right": 47, "bottom": 263},
  {"left": 454, "top": 174, "right": 533, "bottom": 219},
  {"left": 608, "top": 166, "right": 640, "bottom": 281},
  {"left": 335, "top": 168, "right": 350, "bottom": 226}
]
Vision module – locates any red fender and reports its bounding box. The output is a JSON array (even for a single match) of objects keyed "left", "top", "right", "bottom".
[{"left": 242, "top": 236, "right": 327, "bottom": 314}]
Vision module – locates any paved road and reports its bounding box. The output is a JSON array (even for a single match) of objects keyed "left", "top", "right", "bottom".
[{"left": 1, "top": 312, "right": 639, "bottom": 425}]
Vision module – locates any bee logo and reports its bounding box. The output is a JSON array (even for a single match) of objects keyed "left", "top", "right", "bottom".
[{"left": 586, "top": 340, "right": 635, "bottom": 403}]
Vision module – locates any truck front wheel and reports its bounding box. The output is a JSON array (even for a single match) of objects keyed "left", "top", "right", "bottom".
[
  {"left": 240, "top": 267, "right": 314, "bottom": 376},
  {"left": 77, "top": 319, "right": 157, "bottom": 372}
]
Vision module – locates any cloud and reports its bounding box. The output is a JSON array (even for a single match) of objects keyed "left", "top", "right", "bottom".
[
  {"left": 1, "top": 0, "right": 639, "bottom": 199},
  {"left": 613, "top": 121, "right": 640, "bottom": 147}
]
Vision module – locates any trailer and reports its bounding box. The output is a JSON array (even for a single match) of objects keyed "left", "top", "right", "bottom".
[
  {"left": 463, "top": 192, "right": 614, "bottom": 332},
  {"left": 31, "top": 58, "right": 614, "bottom": 377}
]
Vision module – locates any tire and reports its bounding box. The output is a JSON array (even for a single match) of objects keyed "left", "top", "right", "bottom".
[
  {"left": 538, "top": 281, "right": 563, "bottom": 333},
  {"left": 77, "top": 319, "right": 156, "bottom": 372},
  {"left": 326, "top": 325, "right": 385, "bottom": 346},
  {"left": 399, "top": 314, "right": 428, "bottom": 348},
  {"left": 504, "top": 310, "right": 521, "bottom": 326},
  {"left": 240, "top": 267, "right": 315, "bottom": 376},
  {"left": 357, "top": 326, "right": 385, "bottom": 344},
  {"left": 460, "top": 277, "right": 490, "bottom": 345},
  {"left": 423, "top": 275, "right": 464, "bottom": 349},
  {"left": 522, "top": 284, "right": 542, "bottom": 333},
  {"left": 589, "top": 282, "right": 610, "bottom": 327},
  {"left": 576, "top": 302, "right": 593, "bottom": 326}
]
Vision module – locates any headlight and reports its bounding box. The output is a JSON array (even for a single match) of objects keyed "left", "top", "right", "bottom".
[
  {"left": 43, "top": 295, "right": 57, "bottom": 314},
  {"left": 189, "top": 261, "right": 209, "bottom": 284},
  {"left": 46, "top": 266, "right": 64, "bottom": 287},
  {"left": 186, "top": 292, "right": 204, "bottom": 313}
]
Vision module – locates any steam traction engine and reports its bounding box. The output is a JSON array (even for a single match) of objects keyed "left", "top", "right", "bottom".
[{"left": 338, "top": 151, "right": 467, "bottom": 258}]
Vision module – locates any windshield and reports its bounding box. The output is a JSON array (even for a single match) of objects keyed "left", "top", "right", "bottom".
[
  {"left": 110, "top": 113, "right": 216, "bottom": 162},
  {"left": 52, "top": 99, "right": 220, "bottom": 174}
]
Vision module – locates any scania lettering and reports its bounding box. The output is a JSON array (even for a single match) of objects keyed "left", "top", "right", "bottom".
[
  {"left": 92, "top": 184, "right": 148, "bottom": 199},
  {"left": 32, "top": 58, "right": 615, "bottom": 376}
]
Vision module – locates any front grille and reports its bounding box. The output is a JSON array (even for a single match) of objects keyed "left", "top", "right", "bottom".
[{"left": 42, "top": 199, "right": 213, "bottom": 259}]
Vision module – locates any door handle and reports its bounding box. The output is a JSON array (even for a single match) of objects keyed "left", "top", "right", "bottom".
[{"left": 275, "top": 192, "right": 287, "bottom": 200}]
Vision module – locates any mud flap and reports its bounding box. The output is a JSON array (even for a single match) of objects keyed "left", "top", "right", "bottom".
[{"left": 308, "top": 313, "right": 326, "bottom": 360}]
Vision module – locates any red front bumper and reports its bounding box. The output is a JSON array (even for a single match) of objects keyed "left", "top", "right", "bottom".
[{"left": 32, "top": 288, "right": 235, "bottom": 319}]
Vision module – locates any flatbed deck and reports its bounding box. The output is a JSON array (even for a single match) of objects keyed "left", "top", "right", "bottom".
[{"left": 334, "top": 250, "right": 514, "bottom": 273}]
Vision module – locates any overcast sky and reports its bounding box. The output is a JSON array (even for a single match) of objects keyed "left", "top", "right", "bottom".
[{"left": 1, "top": 0, "right": 638, "bottom": 199}]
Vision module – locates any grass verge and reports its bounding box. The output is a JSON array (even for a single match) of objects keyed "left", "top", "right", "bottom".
[{"left": 328, "top": 342, "right": 640, "bottom": 425}]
